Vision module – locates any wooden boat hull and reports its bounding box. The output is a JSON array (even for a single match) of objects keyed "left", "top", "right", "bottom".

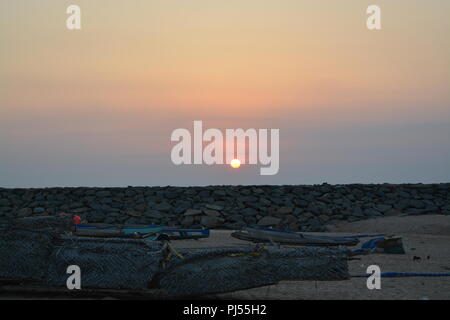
[{"left": 232, "top": 227, "right": 359, "bottom": 246}]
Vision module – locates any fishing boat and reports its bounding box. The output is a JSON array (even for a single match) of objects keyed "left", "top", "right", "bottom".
[
  {"left": 232, "top": 226, "right": 360, "bottom": 246},
  {"left": 74, "top": 224, "right": 165, "bottom": 239},
  {"left": 74, "top": 223, "right": 209, "bottom": 240},
  {"left": 160, "top": 228, "right": 210, "bottom": 240}
]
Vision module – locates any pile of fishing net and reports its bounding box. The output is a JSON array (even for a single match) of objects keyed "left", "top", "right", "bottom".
[{"left": 0, "top": 216, "right": 349, "bottom": 297}]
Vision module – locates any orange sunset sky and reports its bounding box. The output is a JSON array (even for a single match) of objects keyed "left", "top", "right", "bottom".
[{"left": 1, "top": 0, "right": 449, "bottom": 186}]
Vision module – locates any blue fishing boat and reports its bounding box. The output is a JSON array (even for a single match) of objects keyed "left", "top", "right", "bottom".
[
  {"left": 74, "top": 223, "right": 209, "bottom": 240},
  {"left": 161, "top": 228, "right": 210, "bottom": 240},
  {"left": 75, "top": 224, "right": 165, "bottom": 239}
]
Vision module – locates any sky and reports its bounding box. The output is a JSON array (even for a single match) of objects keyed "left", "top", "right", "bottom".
[{"left": 1, "top": 0, "right": 449, "bottom": 187}]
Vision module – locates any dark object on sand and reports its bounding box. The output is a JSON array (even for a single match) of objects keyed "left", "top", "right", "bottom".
[
  {"left": 0, "top": 216, "right": 349, "bottom": 297},
  {"left": 232, "top": 227, "right": 360, "bottom": 246}
]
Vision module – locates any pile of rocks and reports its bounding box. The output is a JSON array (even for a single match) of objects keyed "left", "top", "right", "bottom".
[{"left": 0, "top": 184, "right": 449, "bottom": 231}]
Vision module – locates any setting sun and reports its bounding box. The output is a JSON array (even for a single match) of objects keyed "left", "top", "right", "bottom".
[{"left": 230, "top": 159, "right": 241, "bottom": 169}]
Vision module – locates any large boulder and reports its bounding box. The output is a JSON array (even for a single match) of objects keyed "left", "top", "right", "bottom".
[
  {"left": 200, "top": 216, "right": 225, "bottom": 228},
  {"left": 257, "top": 216, "right": 281, "bottom": 227}
]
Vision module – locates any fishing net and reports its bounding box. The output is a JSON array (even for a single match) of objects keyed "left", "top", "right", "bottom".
[
  {"left": 46, "top": 237, "right": 163, "bottom": 289},
  {"left": 0, "top": 217, "right": 349, "bottom": 297},
  {"left": 0, "top": 216, "right": 72, "bottom": 282},
  {"left": 157, "top": 246, "right": 349, "bottom": 297}
]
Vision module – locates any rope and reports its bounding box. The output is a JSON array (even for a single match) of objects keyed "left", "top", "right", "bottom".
[
  {"left": 160, "top": 242, "right": 184, "bottom": 269},
  {"left": 352, "top": 272, "right": 450, "bottom": 278},
  {"left": 228, "top": 244, "right": 267, "bottom": 257}
]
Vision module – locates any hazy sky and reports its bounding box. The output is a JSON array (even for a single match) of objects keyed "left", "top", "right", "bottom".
[{"left": 1, "top": 0, "right": 449, "bottom": 187}]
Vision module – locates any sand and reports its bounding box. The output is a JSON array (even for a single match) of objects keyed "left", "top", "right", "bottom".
[{"left": 172, "top": 215, "right": 450, "bottom": 300}]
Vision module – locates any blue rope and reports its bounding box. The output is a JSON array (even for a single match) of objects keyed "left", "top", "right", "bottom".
[{"left": 352, "top": 272, "right": 450, "bottom": 278}]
